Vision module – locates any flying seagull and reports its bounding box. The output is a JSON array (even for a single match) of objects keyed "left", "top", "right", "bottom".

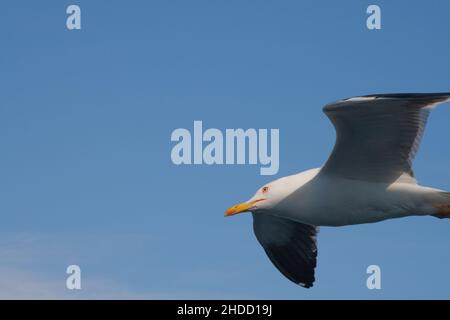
[{"left": 225, "top": 93, "right": 450, "bottom": 288}]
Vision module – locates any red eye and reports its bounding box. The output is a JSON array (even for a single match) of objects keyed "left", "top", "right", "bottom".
[{"left": 262, "top": 186, "right": 269, "bottom": 194}]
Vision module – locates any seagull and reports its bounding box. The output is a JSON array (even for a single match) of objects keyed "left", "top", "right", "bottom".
[{"left": 225, "top": 93, "right": 450, "bottom": 288}]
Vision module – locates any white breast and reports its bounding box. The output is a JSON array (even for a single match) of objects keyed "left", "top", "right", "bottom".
[{"left": 273, "top": 170, "right": 431, "bottom": 227}]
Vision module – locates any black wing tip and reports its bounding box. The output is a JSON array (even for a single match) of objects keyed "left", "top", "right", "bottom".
[
  {"left": 265, "top": 248, "right": 317, "bottom": 289},
  {"left": 298, "top": 281, "right": 314, "bottom": 288},
  {"left": 323, "top": 92, "right": 450, "bottom": 112},
  {"left": 362, "top": 92, "right": 450, "bottom": 99}
]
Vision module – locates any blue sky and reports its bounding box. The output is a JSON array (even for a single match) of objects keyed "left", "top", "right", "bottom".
[{"left": 1, "top": 0, "right": 450, "bottom": 299}]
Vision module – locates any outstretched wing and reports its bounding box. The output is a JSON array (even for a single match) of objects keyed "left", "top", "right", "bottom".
[
  {"left": 252, "top": 213, "right": 318, "bottom": 288},
  {"left": 320, "top": 93, "right": 450, "bottom": 183}
]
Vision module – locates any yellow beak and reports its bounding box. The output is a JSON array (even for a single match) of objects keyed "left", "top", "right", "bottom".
[{"left": 224, "top": 199, "right": 265, "bottom": 217}]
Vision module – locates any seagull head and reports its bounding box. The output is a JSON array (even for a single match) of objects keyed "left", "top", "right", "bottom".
[
  {"left": 225, "top": 179, "right": 289, "bottom": 217},
  {"left": 224, "top": 169, "right": 320, "bottom": 217},
  {"left": 225, "top": 185, "right": 270, "bottom": 217}
]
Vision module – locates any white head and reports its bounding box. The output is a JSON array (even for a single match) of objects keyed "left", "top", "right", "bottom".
[
  {"left": 224, "top": 168, "right": 320, "bottom": 217},
  {"left": 225, "top": 178, "right": 292, "bottom": 216}
]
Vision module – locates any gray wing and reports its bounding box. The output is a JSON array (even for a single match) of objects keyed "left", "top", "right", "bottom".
[
  {"left": 252, "top": 213, "right": 318, "bottom": 288},
  {"left": 320, "top": 93, "right": 450, "bottom": 183}
]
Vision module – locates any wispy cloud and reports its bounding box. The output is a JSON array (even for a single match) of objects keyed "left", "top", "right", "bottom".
[
  {"left": 0, "top": 232, "right": 148, "bottom": 299},
  {"left": 0, "top": 231, "right": 242, "bottom": 299}
]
